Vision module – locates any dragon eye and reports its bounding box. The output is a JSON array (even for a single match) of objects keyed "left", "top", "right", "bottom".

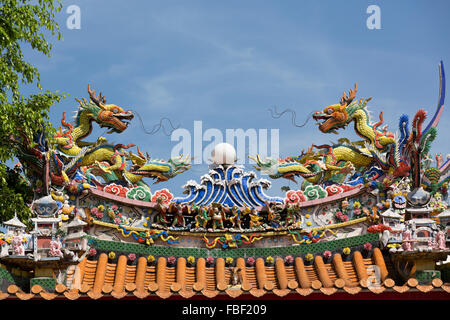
[{"left": 327, "top": 108, "right": 334, "bottom": 114}]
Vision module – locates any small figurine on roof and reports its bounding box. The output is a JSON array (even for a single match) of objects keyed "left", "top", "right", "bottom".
[
  {"left": 11, "top": 234, "right": 25, "bottom": 256},
  {"left": 341, "top": 199, "right": 350, "bottom": 215},
  {"left": 392, "top": 193, "right": 407, "bottom": 211},
  {"left": 227, "top": 205, "right": 243, "bottom": 230},
  {"left": 155, "top": 197, "right": 170, "bottom": 226},
  {"left": 171, "top": 203, "right": 185, "bottom": 228},
  {"left": 435, "top": 230, "right": 447, "bottom": 250},
  {"left": 249, "top": 208, "right": 263, "bottom": 229},
  {"left": 194, "top": 205, "right": 211, "bottom": 229},
  {"left": 284, "top": 203, "right": 298, "bottom": 227},
  {"left": 266, "top": 203, "right": 282, "bottom": 229},
  {"left": 402, "top": 230, "right": 414, "bottom": 252},
  {"left": 49, "top": 237, "right": 64, "bottom": 258},
  {"left": 210, "top": 204, "right": 226, "bottom": 230},
  {"left": 430, "top": 192, "right": 447, "bottom": 213}
]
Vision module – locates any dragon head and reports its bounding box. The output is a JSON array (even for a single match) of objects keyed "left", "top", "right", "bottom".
[
  {"left": 313, "top": 83, "right": 371, "bottom": 134},
  {"left": 167, "top": 154, "right": 193, "bottom": 177},
  {"left": 127, "top": 149, "right": 192, "bottom": 183},
  {"left": 249, "top": 154, "right": 323, "bottom": 183},
  {"left": 77, "top": 84, "right": 134, "bottom": 134}
]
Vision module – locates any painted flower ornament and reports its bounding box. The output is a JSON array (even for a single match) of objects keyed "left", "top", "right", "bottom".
[
  {"left": 363, "top": 242, "right": 373, "bottom": 251},
  {"left": 342, "top": 247, "right": 351, "bottom": 255},
  {"left": 206, "top": 256, "right": 214, "bottom": 265},
  {"left": 152, "top": 189, "right": 174, "bottom": 205},
  {"left": 284, "top": 190, "right": 306, "bottom": 204},
  {"left": 187, "top": 256, "right": 195, "bottom": 265},
  {"left": 284, "top": 255, "right": 294, "bottom": 265},
  {"left": 167, "top": 256, "right": 176, "bottom": 265}
]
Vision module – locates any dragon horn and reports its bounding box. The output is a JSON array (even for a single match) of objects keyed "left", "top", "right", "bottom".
[
  {"left": 136, "top": 146, "right": 145, "bottom": 160},
  {"left": 88, "top": 83, "right": 106, "bottom": 108},
  {"left": 75, "top": 98, "right": 83, "bottom": 106},
  {"left": 248, "top": 155, "right": 261, "bottom": 164},
  {"left": 340, "top": 82, "right": 357, "bottom": 106}
]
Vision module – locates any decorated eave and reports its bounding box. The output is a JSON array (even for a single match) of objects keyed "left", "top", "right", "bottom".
[
  {"left": 0, "top": 248, "right": 449, "bottom": 300},
  {"left": 380, "top": 209, "right": 403, "bottom": 219},
  {"left": 3, "top": 214, "right": 27, "bottom": 230},
  {"left": 437, "top": 209, "right": 450, "bottom": 219},
  {"left": 66, "top": 217, "right": 87, "bottom": 228}
]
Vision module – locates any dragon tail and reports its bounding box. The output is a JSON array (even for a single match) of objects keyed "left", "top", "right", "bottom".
[
  {"left": 398, "top": 114, "right": 409, "bottom": 154},
  {"left": 423, "top": 61, "right": 446, "bottom": 135}
]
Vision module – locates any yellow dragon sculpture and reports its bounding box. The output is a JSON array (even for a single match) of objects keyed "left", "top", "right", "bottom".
[{"left": 50, "top": 84, "right": 134, "bottom": 184}]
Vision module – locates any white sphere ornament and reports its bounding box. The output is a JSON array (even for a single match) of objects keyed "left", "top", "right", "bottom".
[{"left": 211, "top": 143, "right": 237, "bottom": 165}]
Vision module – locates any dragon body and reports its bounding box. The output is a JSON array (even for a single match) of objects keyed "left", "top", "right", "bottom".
[
  {"left": 12, "top": 84, "right": 190, "bottom": 194},
  {"left": 252, "top": 143, "right": 372, "bottom": 185},
  {"left": 253, "top": 83, "right": 408, "bottom": 186},
  {"left": 253, "top": 62, "right": 445, "bottom": 188},
  {"left": 312, "top": 83, "right": 408, "bottom": 176},
  {"left": 50, "top": 84, "right": 135, "bottom": 183},
  {"left": 82, "top": 152, "right": 192, "bottom": 188},
  {"left": 53, "top": 84, "right": 133, "bottom": 155}
]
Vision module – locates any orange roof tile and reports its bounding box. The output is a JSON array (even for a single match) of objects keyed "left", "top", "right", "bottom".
[{"left": 1, "top": 248, "right": 449, "bottom": 300}]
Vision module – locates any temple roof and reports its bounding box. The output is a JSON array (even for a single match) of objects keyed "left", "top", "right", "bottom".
[
  {"left": 66, "top": 217, "right": 87, "bottom": 228},
  {"left": 3, "top": 214, "right": 26, "bottom": 229},
  {"left": 409, "top": 218, "right": 436, "bottom": 224},
  {"left": 1, "top": 248, "right": 449, "bottom": 300},
  {"left": 380, "top": 209, "right": 403, "bottom": 219},
  {"left": 31, "top": 217, "right": 61, "bottom": 223},
  {"left": 437, "top": 209, "right": 450, "bottom": 219},
  {"left": 406, "top": 207, "right": 432, "bottom": 213},
  {"left": 64, "top": 231, "right": 86, "bottom": 241}
]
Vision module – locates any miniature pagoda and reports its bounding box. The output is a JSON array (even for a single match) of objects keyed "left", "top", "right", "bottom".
[{"left": 64, "top": 217, "right": 87, "bottom": 253}]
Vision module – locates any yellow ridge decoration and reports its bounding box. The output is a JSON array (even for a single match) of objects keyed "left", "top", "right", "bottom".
[
  {"left": 202, "top": 233, "right": 263, "bottom": 249},
  {"left": 289, "top": 229, "right": 337, "bottom": 244},
  {"left": 92, "top": 220, "right": 179, "bottom": 245}
]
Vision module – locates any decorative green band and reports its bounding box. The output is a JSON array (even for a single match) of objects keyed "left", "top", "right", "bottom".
[
  {"left": 30, "top": 277, "right": 57, "bottom": 291},
  {"left": 86, "top": 233, "right": 379, "bottom": 258},
  {"left": 0, "top": 266, "right": 15, "bottom": 283},
  {"left": 416, "top": 270, "right": 441, "bottom": 284}
]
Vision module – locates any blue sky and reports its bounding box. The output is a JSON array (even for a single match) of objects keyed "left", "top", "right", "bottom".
[{"left": 21, "top": 0, "right": 450, "bottom": 197}]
